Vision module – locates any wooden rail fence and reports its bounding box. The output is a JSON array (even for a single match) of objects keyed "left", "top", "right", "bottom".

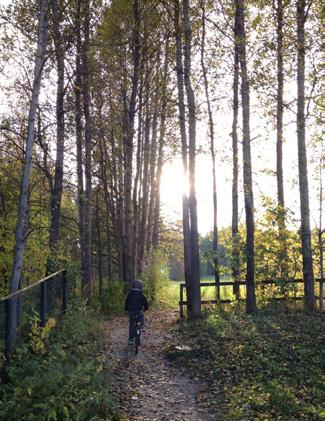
[
  {"left": 0, "top": 269, "right": 68, "bottom": 363},
  {"left": 179, "top": 278, "right": 325, "bottom": 317}
]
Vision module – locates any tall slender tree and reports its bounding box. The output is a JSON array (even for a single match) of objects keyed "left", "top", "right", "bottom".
[
  {"left": 232, "top": 2, "right": 240, "bottom": 298},
  {"left": 236, "top": 0, "right": 257, "bottom": 314},
  {"left": 275, "top": 0, "right": 288, "bottom": 279},
  {"left": 7, "top": 0, "right": 50, "bottom": 354},
  {"left": 47, "top": 0, "right": 66, "bottom": 272},
  {"left": 183, "top": 0, "right": 201, "bottom": 317},
  {"left": 296, "top": 0, "right": 315, "bottom": 311},
  {"left": 200, "top": 2, "right": 220, "bottom": 299}
]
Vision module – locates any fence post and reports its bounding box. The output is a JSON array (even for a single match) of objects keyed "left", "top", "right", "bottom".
[
  {"left": 62, "top": 270, "right": 67, "bottom": 314},
  {"left": 40, "top": 282, "right": 47, "bottom": 327},
  {"left": 179, "top": 284, "right": 184, "bottom": 318}
]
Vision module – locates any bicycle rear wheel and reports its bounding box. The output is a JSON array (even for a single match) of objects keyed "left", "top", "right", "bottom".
[{"left": 135, "top": 333, "right": 140, "bottom": 354}]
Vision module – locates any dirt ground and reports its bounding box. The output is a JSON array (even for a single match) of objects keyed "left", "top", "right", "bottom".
[{"left": 104, "top": 310, "right": 219, "bottom": 421}]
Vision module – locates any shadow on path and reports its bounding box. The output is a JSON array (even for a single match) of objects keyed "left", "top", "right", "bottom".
[{"left": 104, "top": 310, "right": 219, "bottom": 421}]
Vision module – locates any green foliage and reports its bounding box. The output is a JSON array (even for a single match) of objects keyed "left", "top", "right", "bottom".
[
  {"left": 100, "top": 279, "right": 126, "bottom": 316},
  {"left": 139, "top": 251, "right": 185, "bottom": 308},
  {"left": 0, "top": 297, "right": 121, "bottom": 421},
  {"left": 168, "top": 305, "right": 325, "bottom": 420},
  {"left": 142, "top": 251, "right": 170, "bottom": 305}
]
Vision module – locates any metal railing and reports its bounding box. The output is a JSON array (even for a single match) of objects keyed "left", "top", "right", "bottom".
[
  {"left": 179, "top": 278, "right": 325, "bottom": 317},
  {"left": 0, "top": 269, "right": 68, "bottom": 363}
]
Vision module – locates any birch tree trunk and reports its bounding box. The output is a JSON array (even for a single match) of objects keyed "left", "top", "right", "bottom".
[
  {"left": 236, "top": 0, "right": 257, "bottom": 314},
  {"left": 7, "top": 0, "right": 49, "bottom": 354},
  {"left": 296, "top": 0, "right": 315, "bottom": 311}
]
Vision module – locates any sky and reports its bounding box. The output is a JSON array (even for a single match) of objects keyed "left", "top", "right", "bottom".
[{"left": 0, "top": 0, "right": 323, "bottom": 236}]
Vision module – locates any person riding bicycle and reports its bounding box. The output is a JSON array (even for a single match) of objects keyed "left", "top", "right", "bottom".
[{"left": 125, "top": 279, "right": 149, "bottom": 345}]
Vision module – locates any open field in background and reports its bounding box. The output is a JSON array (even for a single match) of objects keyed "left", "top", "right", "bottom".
[
  {"left": 154, "top": 276, "right": 320, "bottom": 310},
  {"left": 155, "top": 276, "right": 241, "bottom": 309}
]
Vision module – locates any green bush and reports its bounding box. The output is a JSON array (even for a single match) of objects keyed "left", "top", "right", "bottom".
[
  {"left": 0, "top": 296, "right": 122, "bottom": 421},
  {"left": 100, "top": 280, "right": 126, "bottom": 316}
]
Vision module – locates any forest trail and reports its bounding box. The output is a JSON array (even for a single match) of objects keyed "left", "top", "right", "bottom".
[{"left": 104, "top": 310, "right": 218, "bottom": 421}]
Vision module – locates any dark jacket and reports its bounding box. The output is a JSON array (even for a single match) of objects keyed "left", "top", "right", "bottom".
[{"left": 125, "top": 288, "right": 149, "bottom": 312}]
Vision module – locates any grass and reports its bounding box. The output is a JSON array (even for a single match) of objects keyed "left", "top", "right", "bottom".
[
  {"left": 167, "top": 303, "right": 325, "bottom": 420},
  {"left": 154, "top": 276, "right": 245, "bottom": 309}
]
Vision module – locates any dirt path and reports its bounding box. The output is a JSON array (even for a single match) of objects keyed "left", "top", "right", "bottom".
[{"left": 104, "top": 310, "right": 218, "bottom": 421}]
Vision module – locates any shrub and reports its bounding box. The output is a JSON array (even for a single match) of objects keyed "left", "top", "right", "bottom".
[
  {"left": 100, "top": 280, "right": 126, "bottom": 316},
  {"left": 0, "top": 296, "right": 121, "bottom": 421}
]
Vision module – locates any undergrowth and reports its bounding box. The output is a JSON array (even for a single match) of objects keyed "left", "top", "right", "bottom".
[
  {"left": 168, "top": 304, "right": 325, "bottom": 420},
  {"left": 0, "top": 296, "right": 122, "bottom": 421}
]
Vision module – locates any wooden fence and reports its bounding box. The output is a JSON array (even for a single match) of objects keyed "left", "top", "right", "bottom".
[
  {"left": 0, "top": 269, "right": 68, "bottom": 364},
  {"left": 179, "top": 278, "right": 325, "bottom": 317}
]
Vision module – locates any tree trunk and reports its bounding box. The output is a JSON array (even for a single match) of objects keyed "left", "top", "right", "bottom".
[
  {"left": 81, "top": 0, "right": 92, "bottom": 302},
  {"left": 146, "top": 102, "right": 159, "bottom": 263},
  {"left": 236, "top": 0, "right": 257, "bottom": 314},
  {"left": 296, "top": 0, "right": 315, "bottom": 311},
  {"left": 275, "top": 0, "right": 289, "bottom": 279},
  {"left": 75, "top": 0, "right": 85, "bottom": 296},
  {"left": 183, "top": 0, "right": 201, "bottom": 318},
  {"left": 96, "top": 187, "right": 103, "bottom": 296},
  {"left": 47, "top": 0, "right": 65, "bottom": 273},
  {"left": 318, "top": 154, "right": 324, "bottom": 309},
  {"left": 138, "top": 77, "right": 151, "bottom": 273},
  {"left": 200, "top": 2, "right": 220, "bottom": 300},
  {"left": 123, "top": 0, "right": 140, "bottom": 288},
  {"left": 132, "top": 74, "right": 144, "bottom": 278},
  {"left": 7, "top": 0, "right": 49, "bottom": 355},
  {"left": 173, "top": 0, "right": 192, "bottom": 313},
  {"left": 152, "top": 43, "right": 169, "bottom": 249},
  {"left": 232, "top": 13, "right": 240, "bottom": 298}
]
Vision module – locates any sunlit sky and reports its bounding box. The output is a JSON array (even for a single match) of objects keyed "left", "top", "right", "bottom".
[{"left": 0, "top": 0, "right": 323, "bottom": 235}]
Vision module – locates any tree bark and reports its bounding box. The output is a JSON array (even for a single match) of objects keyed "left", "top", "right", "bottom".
[
  {"left": 183, "top": 0, "right": 201, "bottom": 318},
  {"left": 173, "top": 0, "right": 192, "bottom": 313},
  {"left": 47, "top": 0, "right": 65, "bottom": 272},
  {"left": 96, "top": 187, "right": 103, "bottom": 296},
  {"left": 123, "top": 0, "right": 140, "bottom": 288},
  {"left": 232, "top": 6, "right": 240, "bottom": 297},
  {"left": 200, "top": 2, "right": 220, "bottom": 299},
  {"left": 275, "top": 0, "right": 289, "bottom": 279},
  {"left": 296, "top": 0, "right": 315, "bottom": 311},
  {"left": 146, "top": 100, "right": 159, "bottom": 262},
  {"left": 152, "top": 43, "right": 169, "bottom": 249},
  {"left": 7, "top": 0, "right": 49, "bottom": 354},
  {"left": 138, "top": 75, "right": 151, "bottom": 273},
  {"left": 81, "top": 0, "right": 92, "bottom": 302},
  {"left": 236, "top": 0, "right": 257, "bottom": 314},
  {"left": 75, "top": 0, "right": 85, "bottom": 293},
  {"left": 133, "top": 73, "right": 144, "bottom": 278}
]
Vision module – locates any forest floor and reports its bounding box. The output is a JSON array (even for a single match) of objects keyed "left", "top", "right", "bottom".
[{"left": 104, "top": 310, "right": 219, "bottom": 421}]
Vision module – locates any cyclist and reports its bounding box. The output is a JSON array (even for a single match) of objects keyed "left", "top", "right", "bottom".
[{"left": 125, "top": 279, "right": 149, "bottom": 345}]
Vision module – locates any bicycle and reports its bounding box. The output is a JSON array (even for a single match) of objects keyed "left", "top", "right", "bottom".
[{"left": 134, "top": 312, "right": 141, "bottom": 354}]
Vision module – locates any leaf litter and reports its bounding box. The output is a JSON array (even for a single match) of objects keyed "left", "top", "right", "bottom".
[{"left": 104, "top": 310, "right": 220, "bottom": 420}]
